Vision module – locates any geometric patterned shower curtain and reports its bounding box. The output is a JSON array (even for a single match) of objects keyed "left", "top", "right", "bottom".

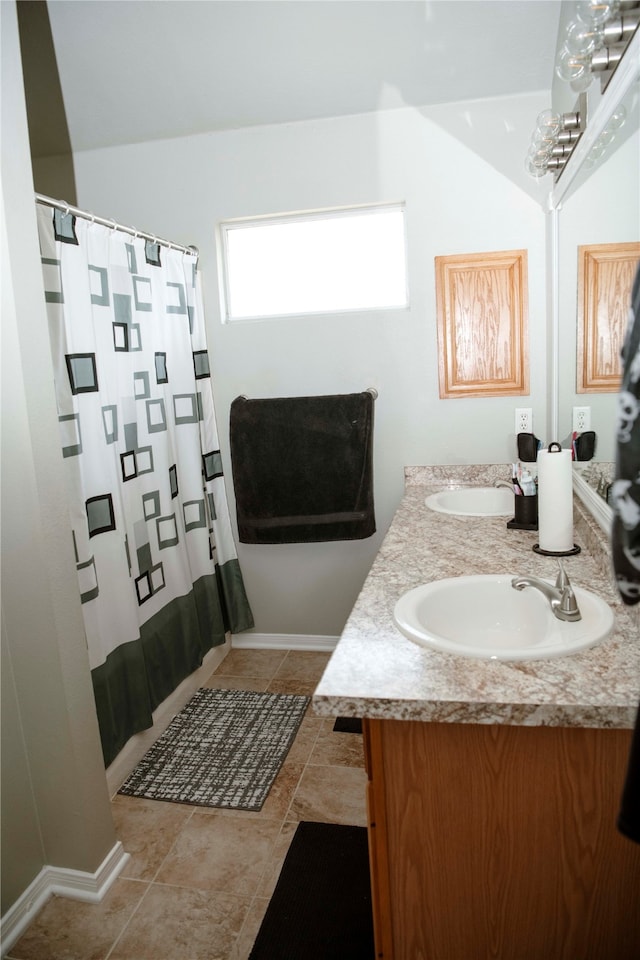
[{"left": 37, "top": 204, "right": 254, "bottom": 766}]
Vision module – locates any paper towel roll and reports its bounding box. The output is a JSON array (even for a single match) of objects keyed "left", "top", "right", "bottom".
[{"left": 537, "top": 442, "right": 574, "bottom": 553}]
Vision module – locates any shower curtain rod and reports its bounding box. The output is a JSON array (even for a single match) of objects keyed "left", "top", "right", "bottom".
[{"left": 35, "top": 193, "right": 198, "bottom": 257}]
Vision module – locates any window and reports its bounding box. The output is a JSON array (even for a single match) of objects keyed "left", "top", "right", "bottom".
[{"left": 219, "top": 204, "right": 408, "bottom": 321}]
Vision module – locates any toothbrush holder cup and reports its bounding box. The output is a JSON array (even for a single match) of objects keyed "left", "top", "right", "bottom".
[{"left": 507, "top": 494, "right": 538, "bottom": 531}]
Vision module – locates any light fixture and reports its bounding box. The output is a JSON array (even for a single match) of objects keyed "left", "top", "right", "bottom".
[
  {"left": 525, "top": 97, "right": 587, "bottom": 179},
  {"left": 525, "top": 0, "right": 638, "bottom": 180},
  {"left": 583, "top": 103, "right": 627, "bottom": 168},
  {"left": 555, "top": 0, "right": 640, "bottom": 95}
]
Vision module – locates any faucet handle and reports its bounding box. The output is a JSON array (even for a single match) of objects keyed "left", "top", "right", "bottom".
[
  {"left": 554, "top": 560, "right": 582, "bottom": 620},
  {"left": 555, "top": 559, "right": 570, "bottom": 590},
  {"left": 558, "top": 584, "right": 581, "bottom": 620}
]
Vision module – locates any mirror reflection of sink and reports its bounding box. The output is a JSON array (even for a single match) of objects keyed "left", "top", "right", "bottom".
[
  {"left": 393, "top": 574, "right": 614, "bottom": 661},
  {"left": 425, "top": 487, "right": 513, "bottom": 517}
]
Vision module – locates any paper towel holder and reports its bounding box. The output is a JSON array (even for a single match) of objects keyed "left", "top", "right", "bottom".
[
  {"left": 533, "top": 543, "right": 581, "bottom": 557},
  {"left": 533, "top": 441, "right": 581, "bottom": 556}
]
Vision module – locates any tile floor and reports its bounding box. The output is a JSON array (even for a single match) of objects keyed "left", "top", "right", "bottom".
[{"left": 6, "top": 649, "right": 368, "bottom": 960}]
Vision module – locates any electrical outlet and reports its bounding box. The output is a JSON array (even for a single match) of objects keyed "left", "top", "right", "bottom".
[
  {"left": 515, "top": 408, "right": 532, "bottom": 434},
  {"left": 572, "top": 406, "right": 591, "bottom": 432}
]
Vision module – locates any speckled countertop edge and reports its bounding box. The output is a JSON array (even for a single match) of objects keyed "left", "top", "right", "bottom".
[{"left": 313, "top": 464, "right": 640, "bottom": 729}]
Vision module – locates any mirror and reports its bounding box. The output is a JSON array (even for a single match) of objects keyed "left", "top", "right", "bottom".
[
  {"left": 558, "top": 82, "right": 640, "bottom": 463},
  {"left": 552, "top": 34, "right": 640, "bottom": 531}
]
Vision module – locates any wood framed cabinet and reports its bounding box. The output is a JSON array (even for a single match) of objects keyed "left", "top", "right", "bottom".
[{"left": 363, "top": 718, "right": 640, "bottom": 960}]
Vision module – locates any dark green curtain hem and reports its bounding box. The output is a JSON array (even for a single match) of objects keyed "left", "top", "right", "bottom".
[
  {"left": 141, "top": 574, "right": 226, "bottom": 712},
  {"left": 217, "top": 558, "right": 255, "bottom": 633},
  {"left": 92, "top": 641, "right": 154, "bottom": 768},
  {"left": 93, "top": 574, "right": 229, "bottom": 766}
]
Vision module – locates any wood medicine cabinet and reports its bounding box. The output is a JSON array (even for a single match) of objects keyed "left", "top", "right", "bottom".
[
  {"left": 435, "top": 249, "right": 529, "bottom": 400},
  {"left": 577, "top": 241, "right": 640, "bottom": 393}
]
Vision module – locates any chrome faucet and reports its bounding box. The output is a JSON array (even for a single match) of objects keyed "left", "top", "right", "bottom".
[
  {"left": 494, "top": 479, "right": 514, "bottom": 491},
  {"left": 511, "top": 561, "right": 582, "bottom": 622}
]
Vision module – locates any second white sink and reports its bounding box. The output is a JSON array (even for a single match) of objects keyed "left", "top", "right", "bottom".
[
  {"left": 393, "top": 574, "right": 614, "bottom": 661},
  {"left": 425, "top": 487, "right": 514, "bottom": 516}
]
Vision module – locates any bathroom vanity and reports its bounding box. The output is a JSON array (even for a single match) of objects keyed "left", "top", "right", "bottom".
[{"left": 312, "top": 465, "right": 640, "bottom": 960}]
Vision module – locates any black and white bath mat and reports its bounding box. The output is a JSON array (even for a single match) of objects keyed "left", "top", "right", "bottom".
[{"left": 118, "top": 687, "right": 309, "bottom": 811}]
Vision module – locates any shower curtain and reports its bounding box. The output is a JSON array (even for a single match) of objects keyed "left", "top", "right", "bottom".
[{"left": 37, "top": 205, "right": 254, "bottom": 766}]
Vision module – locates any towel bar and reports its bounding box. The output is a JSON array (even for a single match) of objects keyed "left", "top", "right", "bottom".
[{"left": 236, "top": 388, "right": 378, "bottom": 401}]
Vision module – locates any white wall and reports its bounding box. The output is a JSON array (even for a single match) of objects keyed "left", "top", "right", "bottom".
[
  {"left": 1, "top": 0, "right": 116, "bottom": 919},
  {"left": 66, "top": 101, "right": 548, "bottom": 637}
]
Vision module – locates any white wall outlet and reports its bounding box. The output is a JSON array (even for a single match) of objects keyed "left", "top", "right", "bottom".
[
  {"left": 515, "top": 408, "right": 532, "bottom": 433},
  {"left": 572, "top": 406, "right": 591, "bottom": 432}
]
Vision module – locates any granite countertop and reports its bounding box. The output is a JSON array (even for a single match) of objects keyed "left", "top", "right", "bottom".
[{"left": 312, "top": 465, "right": 640, "bottom": 729}]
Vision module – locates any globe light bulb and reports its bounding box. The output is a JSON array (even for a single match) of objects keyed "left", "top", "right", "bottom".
[
  {"left": 535, "top": 109, "right": 562, "bottom": 138},
  {"left": 565, "top": 19, "right": 603, "bottom": 55},
  {"left": 556, "top": 45, "right": 591, "bottom": 83},
  {"left": 525, "top": 156, "right": 549, "bottom": 178},
  {"left": 609, "top": 106, "right": 627, "bottom": 130},
  {"left": 570, "top": 69, "right": 595, "bottom": 92},
  {"left": 575, "top": 0, "right": 619, "bottom": 27},
  {"left": 588, "top": 139, "right": 608, "bottom": 162}
]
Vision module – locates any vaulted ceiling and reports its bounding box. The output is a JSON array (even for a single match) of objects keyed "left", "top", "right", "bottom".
[{"left": 19, "top": 1, "right": 562, "bottom": 199}]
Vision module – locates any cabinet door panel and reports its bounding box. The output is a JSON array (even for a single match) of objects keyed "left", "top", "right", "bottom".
[{"left": 371, "top": 719, "right": 640, "bottom": 960}]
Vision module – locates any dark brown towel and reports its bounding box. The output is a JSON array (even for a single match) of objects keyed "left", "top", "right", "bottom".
[{"left": 229, "top": 392, "right": 375, "bottom": 544}]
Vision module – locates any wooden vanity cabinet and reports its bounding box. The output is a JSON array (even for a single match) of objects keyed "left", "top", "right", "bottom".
[{"left": 363, "top": 717, "right": 640, "bottom": 960}]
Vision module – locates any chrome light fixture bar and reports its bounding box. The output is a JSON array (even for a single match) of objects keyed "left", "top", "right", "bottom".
[
  {"left": 525, "top": 94, "right": 587, "bottom": 180},
  {"left": 556, "top": 0, "right": 640, "bottom": 95}
]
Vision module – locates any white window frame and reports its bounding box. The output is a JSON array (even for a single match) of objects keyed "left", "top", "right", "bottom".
[{"left": 218, "top": 202, "right": 409, "bottom": 323}]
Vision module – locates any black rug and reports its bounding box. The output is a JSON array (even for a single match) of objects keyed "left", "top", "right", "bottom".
[
  {"left": 249, "top": 821, "right": 374, "bottom": 960},
  {"left": 333, "top": 716, "right": 362, "bottom": 734},
  {"left": 118, "top": 688, "right": 309, "bottom": 810}
]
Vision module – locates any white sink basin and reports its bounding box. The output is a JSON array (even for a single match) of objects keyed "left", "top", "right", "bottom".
[
  {"left": 393, "top": 574, "right": 614, "bottom": 661},
  {"left": 425, "top": 487, "right": 513, "bottom": 517}
]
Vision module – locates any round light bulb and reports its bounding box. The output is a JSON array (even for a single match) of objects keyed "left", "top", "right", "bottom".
[
  {"left": 526, "top": 157, "right": 548, "bottom": 178},
  {"left": 588, "top": 140, "right": 607, "bottom": 162},
  {"left": 556, "top": 46, "right": 590, "bottom": 83},
  {"left": 530, "top": 131, "right": 555, "bottom": 157},
  {"left": 609, "top": 106, "right": 627, "bottom": 130},
  {"left": 575, "top": 0, "right": 619, "bottom": 27},
  {"left": 528, "top": 145, "right": 552, "bottom": 168},
  {"left": 535, "top": 109, "right": 562, "bottom": 138},
  {"left": 598, "top": 126, "right": 616, "bottom": 147},
  {"left": 565, "top": 19, "right": 603, "bottom": 55},
  {"left": 570, "top": 69, "right": 594, "bottom": 92}
]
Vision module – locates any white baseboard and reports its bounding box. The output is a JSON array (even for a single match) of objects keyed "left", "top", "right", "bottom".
[
  {"left": 0, "top": 841, "right": 129, "bottom": 956},
  {"left": 231, "top": 632, "right": 339, "bottom": 652}
]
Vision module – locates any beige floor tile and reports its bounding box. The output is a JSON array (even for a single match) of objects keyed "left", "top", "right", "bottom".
[
  {"left": 202, "top": 674, "right": 270, "bottom": 692},
  {"left": 155, "top": 811, "right": 282, "bottom": 897},
  {"left": 282, "top": 713, "right": 323, "bottom": 764},
  {"left": 288, "top": 764, "right": 368, "bottom": 826},
  {"left": 8, "top": 650, "right": 365, "bottom": 959},
  {"left": 274, "top": 650, "right": 332, "bottom": 682},
  {"left": 230, "top": 897, "right": 270, "bottom": 960},
  {"left": 7, "top": 878, "right": 147, "bottom": 960},
  {"left": 212, "top": 649, "right": 287, "bottom": 679},
  {"left": 254, "top": 819, "right": 298, "bottom": 899},
  {"left": 309, "top": 718, "right": 365, "bottom": 768},
  {"left": 110, "top": 795, "right": 194, "bottom": 881},
  {"left": 266, "top": 677, "right": 320, "bottom": 697},
  {"left": 108, "top": 884, "right": 250, "bottom": 960}
]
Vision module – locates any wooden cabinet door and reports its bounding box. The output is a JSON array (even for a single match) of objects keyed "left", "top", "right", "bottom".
[{"left": 365, "top": 718, "right": 640, "bottom": 960}]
